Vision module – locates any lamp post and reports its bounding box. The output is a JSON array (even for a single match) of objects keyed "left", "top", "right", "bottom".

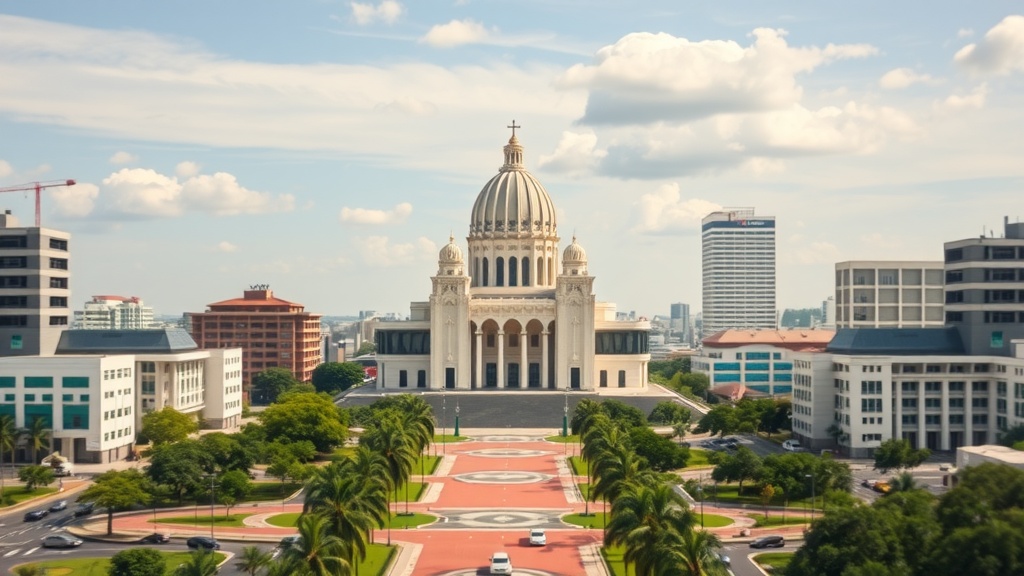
[
  {"left": 563, "top": 389, "right": 569, "bottom": 437},
  {"left": 442, "top": 391, "right": 447, "bottom": 455},
  {"left": 697, "top": 475, "right": 705, "bottom": 528},
  {"left": 806, "top": 473, "right": 816, "bottom": 523},
  {"left": 454, "top": 400, "right": 460, "bottom": 437},
  {"left": 205, "top": 474, "right": 217, "bottom": 538}
]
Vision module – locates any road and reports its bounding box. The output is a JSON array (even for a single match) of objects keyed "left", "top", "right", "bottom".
[{"left": 722, "top": 541, "right": 802, "bottom": 576}]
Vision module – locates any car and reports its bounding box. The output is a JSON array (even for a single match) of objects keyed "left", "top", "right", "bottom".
[
  {"left": 49, "top": 500, "right": 68, "bottom": 512},
  {"left": 750, "top": 535, "right": 786, "bottom": 549},
  {"left": 23, "top": 509, "right": 49, "bottom": 522},
  {"left": 186, "top": 536, "right": 221, "bottom": 550},
  {"left": 782, "top": 439, "right": 802, "bottom": 452},
  {"left": 861, "top": 479, "right": 874, "bottom": 488},
  {"left": 489, "top": 551, "right": 513, "bottom": 575},
  {"left": 272, "top": 535, "right": 302, "bottom": 559},
  {"left": 718, "top": 552, "right": 731, "bottom": 567},
  {"left": 528, "top": 528, "right": 546, "bottom": 546},
  {"left": 41, "top": 534, "right": 83, "bottom": 548},
  {"left": 139, "top": 533, "right": 171, "bottom": 544},
  {"left": 872, "top": 481, "right": 892, "bottom": 494},
  {"left": 73, "top": 502, "right": 95, "bottom": 517}
]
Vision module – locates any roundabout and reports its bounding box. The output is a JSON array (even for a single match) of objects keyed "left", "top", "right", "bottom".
[
  {"left": 452, "top": 471, "right": 554, "bottom": 484},
  {"left": 462, "top": 448, "right": 555, "bottom": 458}
]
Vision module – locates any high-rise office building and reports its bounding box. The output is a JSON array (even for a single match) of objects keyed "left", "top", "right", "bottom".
[
  {"left": 944, "top": 216, "right": 1024, "bottom": 356},
  {"left": 73, "top": 295, "right": 155, "bottom": 330},
  {"left": 0, "top": 211, "right": 71, "bottom": 356},
  {"left": 670, "top": 302, "right": 691, "bottom": 344},
  {"left": 701, "top": 208, "right": 776, "bottom": 336},
  {"left": 834, "top": 261, "right": 944, "bottom": 329}
]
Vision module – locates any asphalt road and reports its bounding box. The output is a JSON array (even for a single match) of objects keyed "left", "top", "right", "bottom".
[{"left": 723, "top": 541, "right": 802, "bottom": 576}]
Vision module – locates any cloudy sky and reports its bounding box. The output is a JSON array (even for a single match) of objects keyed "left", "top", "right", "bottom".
[{"left": 1, "top": 1, "right": 1023, "bottom": 320}]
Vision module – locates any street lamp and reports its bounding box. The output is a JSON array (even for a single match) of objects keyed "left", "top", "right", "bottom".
[
  {"left": 697, "top": 475, "right": 705, "bottom": 528},
  {"left": 806, "top": 473, "right": 816, "bottom": 523},
  {"left": 442, "top": 391, "right": 447, "bottom": 455},
  {"left": 205, "top": 474, "right": 217, "bottom": 538},
  {"left": 454, "top": 399, "right": 460, "bottom": 437}
]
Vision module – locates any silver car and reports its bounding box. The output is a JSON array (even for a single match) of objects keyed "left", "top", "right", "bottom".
[{"left": 42, "top": 534, "right": 83, "bottom": 549}]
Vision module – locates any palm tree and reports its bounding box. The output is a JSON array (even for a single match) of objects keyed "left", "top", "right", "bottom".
[
  {"left": 284, "top": 513, "right": 352, "bottom": 576},
  {"left": 362, "top": 415, "right": 416, "bottom": 545},
  {"left": 305, "top": 461, "right": 387, "bottom": 575},
  {"left": 606, "top": 482, "right": 696, "bottom": 576},
  {"left": 399, "top": 397, "right": 434, "bottom": 513},
  {"left": 235, "top": 545, "right": 273, "bottom": 576},
  {"left": 22, "top": 416, "right": 49, "bottom": 465},
  {"left": 174, "top": 549, "right": 221, "bottom": 576},
  {"left": 0, "top": 415, "right": 17, "bottom": 496},
  {"left": 887, "top": 471, "right": 920, "bottom": 494},
  {"left": 663, "top": 528, "right": 724, "bottom": 576}
]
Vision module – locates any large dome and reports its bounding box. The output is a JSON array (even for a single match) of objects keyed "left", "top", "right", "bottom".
[{"left": 469, "top": 134, "right": 557, "bottom": 238}]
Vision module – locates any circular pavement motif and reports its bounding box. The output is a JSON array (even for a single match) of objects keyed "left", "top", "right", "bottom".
[
  {"left": 432, "top": 565, "right": 561, "bottom": 569},
  {"left": 449, "top": 510, "right": 558, "bottom": 528},
  {"left": 453, "top": 471, "right": 554, "bottom": 484},
  {"left": 464, "top": 448, "right": 554, "bottom": 458},
  {"left": 477, "top": 435, "right": 541, "bottom": 442}
]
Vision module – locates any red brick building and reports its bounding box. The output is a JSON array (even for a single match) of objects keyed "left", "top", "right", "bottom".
[{"left": 189, "top": 289, "right": 322, "bottom": 392}]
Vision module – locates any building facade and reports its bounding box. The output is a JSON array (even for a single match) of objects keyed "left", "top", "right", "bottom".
[
  {"left": 670, "top": 302, "right": 692, "bottom": 344},
  {"left": 692, "top": 329, "right": 834, "bottom": 397},
  {"left": 374, "top": 132, "right": 650, "bottom": 391},
  {"left": 73, "top": 295, "right": 155, "bottom": 330},
  {"left": 701, "top": 208, "right": 776, "bottom": 336},
  {"left": 0, "top": 212, "right": 71, "bottom": 356},
  {"left": 834, "top": 261, "right": 944, "bottom": 329},
  {"left": 188, "top": 288, "right": 322, "bottom": 389}
]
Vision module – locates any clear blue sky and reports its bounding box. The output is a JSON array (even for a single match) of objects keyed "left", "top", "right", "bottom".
[{"left": 1, "top": 1, "right": 1022, "bottom": 318}]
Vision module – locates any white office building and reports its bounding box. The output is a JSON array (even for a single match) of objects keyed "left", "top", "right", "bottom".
[
  {"left": 701, "top": 208, "right": 776, "bottom": 336},
  {"left": 834, "top": 261, "right": 944, "bottom": 329},
  {"left": 73, "top": 295, "right": 155, "bottom": 330}
]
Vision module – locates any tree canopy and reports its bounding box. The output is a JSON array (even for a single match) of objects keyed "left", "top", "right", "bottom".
[
  {"left": 140, "top": 406, "right": 198, "bottom": 446},
  {"left": 78, "top": 470, "right": 153, "bottom": 535},
  {"left": 259, "top": 391, "right": 348, "bottom": 453},
  {"left": 146, "top": 440, "right": 215, "bottom": 504},
  {"left": 108, "top": 548, "right": 165, "bottom": 576},
  {"left": 251, "top": 367, "right": 299, "bottom": 405},
  {"left": 873, "top": 438, "right": 931, "bottom": 474},
  {"left": 311, "top": 362, "right": 366, "bottom": 395},
  {"left": 627, "top": 426, "right": 689, "bottom": 471}
]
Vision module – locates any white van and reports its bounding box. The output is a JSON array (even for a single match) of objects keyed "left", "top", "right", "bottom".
[{"left": 782, "top": 439, "right": 802, "bottom": 452}]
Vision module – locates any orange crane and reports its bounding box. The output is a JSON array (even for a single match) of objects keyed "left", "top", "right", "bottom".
[{"left": 0, "top": 179, "right": 76, "bottom": 227}]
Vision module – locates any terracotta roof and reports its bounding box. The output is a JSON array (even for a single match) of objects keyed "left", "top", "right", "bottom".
[
  {"left": 703, "top": 328, "right": 835, "bottom": 352},
  {"left": 207, "top": 296, "right": 302, "bottom": 308}
]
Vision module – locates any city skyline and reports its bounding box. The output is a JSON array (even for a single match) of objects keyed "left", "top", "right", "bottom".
[{"left": 1, "top": 3, "right": 1022, "bottom": 318}]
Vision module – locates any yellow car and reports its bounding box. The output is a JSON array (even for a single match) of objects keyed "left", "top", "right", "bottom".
[{"left": 872, "top": 481, "right": 892, "bottom": 494}]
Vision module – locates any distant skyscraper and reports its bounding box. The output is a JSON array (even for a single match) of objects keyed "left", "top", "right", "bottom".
[
  {"left": 821, "top": 296, "right": 836, "bottom": 329},
  {"left": 670, "top": 302, "right": 691, "bottom": 344},
  {"left": 73, "top": 295, "right": 155, "bottom": 330},
  {"left": 701, "top": 208, "right": 776, "bottom": 336}
]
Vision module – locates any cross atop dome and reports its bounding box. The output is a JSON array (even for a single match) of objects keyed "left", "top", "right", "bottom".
[
  {"left": 501, "top": 121, "right": 525, "bottom": 170},
  {"left": 507, "top": 119, "right": 521, "bottom": 138}
]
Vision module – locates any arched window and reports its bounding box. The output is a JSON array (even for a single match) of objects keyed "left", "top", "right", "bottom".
[
  {"left": 509, "top": 257, "right": 518, "bottom": 286},
  {"left": 474, "top": 257, "right": 480, "bottom": 287},
  {"left": 482, "top": 257, "right": 489, "bottom": 286},
  {"left": 522, "top": 257, "right": 530, "bottom": 286},
  {"left": 537, "top": 257, "right": 545, "bottom": 286},
  {"left": 496, "top": 257, "right": 505, "bottom": 286}
]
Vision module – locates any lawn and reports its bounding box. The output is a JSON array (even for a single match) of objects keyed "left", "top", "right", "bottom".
[
  {"left": 265, "top": 512, "right": 300, "bottom": 527},
  {"left": 358, "top": 543, "right": 396, "bottom": 576},
  {"left": 412, "top": 454, "right": 441, "bottom": 476},
  {"left": 433, "top": 433, "right": 471, "bottom": 443},
  {"left": 563, "top": 511, "right": 607, "bottom": 529},
  {"left": 750, "top": 513, "right": 812, "bottom": 528},
  {"left": 601, "top": 545, "right": 634, "bottom": 576},
  {"left": 25, "top": 551, "right": 227, "bottom": 575},
  {"left": 568, "top": 455, "right": 588, "bottom": 476},
  {"left": 0, "top": 486, "right": 58, "bottom": 507},
  {"left": 682, "top": 449, "right": 714, "bottom": 469},
  {"left": 153, "top": 513, "right": 253, "bottom": 527},
  {"left": 265, "top": 511, "right": 435, "bottom": 529},
  {"left": 695, "top": 513, "right": 734, "bottom": 528},
  {"left": 545, "top": 434, "right": 580, "bottom": 443},
  {"left": 703, "top": 484, "right": 815, "bottom": 510},
  {"left": 392, "top": 481, "right": 426, "bottom": 504},
  {"left": 152, "top": 482, "right": 303, "bottom": 508},
  {"left": 755, "top": 551, "right": 794, "bottom": 571}
]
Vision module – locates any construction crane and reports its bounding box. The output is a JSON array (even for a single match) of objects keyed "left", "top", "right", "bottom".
[{"left": 0, "top": 179, "right": 76, "bottom": 227}]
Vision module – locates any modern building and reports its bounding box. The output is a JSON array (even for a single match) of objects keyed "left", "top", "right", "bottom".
[
  {"left": 944, "top": 217, "right": 1024, "bottom": 357},
  {"left": 834, "top": 261, "right": 944, "bottom": 329},
  {"left": 956, "top": 445, "right": 1024, "bottom": 471},
  {"left": 0, "top": 328, "right": 243, "bottom": 464},
  {"left": 701, "top": 208, "right": 776, "bottom": 336},
  {"left": 188, "top": 288, "right": 322, "bottom": 389},
  {"left": 0, "top": 211, "right": 71, "bottom": 356},
  {"left": 374, "top": 130, "right": 650, "bottom": 390},
  {"left": 670, "top": 302, "right": 692, "bottom": 344},
  {"left": 73, "top": 295, "right": 155, "bottom": 330},
  {"left": 692, "top": 329, "right": 834, "bottom": 397},
  {"left": 821, "top": 296, "right": 836, "bottom": 329}
]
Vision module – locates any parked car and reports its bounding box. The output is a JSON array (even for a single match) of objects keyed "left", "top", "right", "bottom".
[
  {"left": 73, "top": 502, "right": 95, "bottom": 517},
  {"left": 750, "top": 535, "right": 786, "bottom": 549},
  {"left": 41, "top": 534, "right": 83, "bottom": 548},
  {"left": 528, "top": 528, "right": 546, "bottom": 546},
  {"left": 139, "top": 533, "right": 171, "bottom": 544},
  {"left": 489, "top": 551, "right": 513, "bottom": 575},
  {"left": 272, "top": 535, "right": 302, "bottom": 558},
  {"left": 49, "top": 500, "right": 68, "bottom": 512},
  {"left": 23, "top": 509, "right": 49, "bottom": 522},
  {"left": 718, "top": 552, "right": 731, "bottom": 567},
  {"left": 782, "top": 439, "right": 802, "bottom": 452},
  {"left": 186, "top": 536, "right": 221, "bottom": 550},
  {"left": 872, "top": 481, "right": 892, "bottom": 494}
]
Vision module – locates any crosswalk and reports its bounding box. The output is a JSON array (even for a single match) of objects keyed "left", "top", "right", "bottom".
[
  {"left": 3, "top": 546, "right": 41, "bottom": 558},
  {"left": 0, "top": 523, "right": 63, "bottom": 558}
]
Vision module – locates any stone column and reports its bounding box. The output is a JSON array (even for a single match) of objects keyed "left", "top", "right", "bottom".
[
  {"left": 541, "top": 330, "right": 549, "bottom": 389},
  {"left": 497, "top": 330, "right": 505, "bottom": 388},
  {"left": 520, "top": 330, "right": 528, "bottom": 387},
  {"left": 475, "top": 331, "right": 483, "bottom": 390}
]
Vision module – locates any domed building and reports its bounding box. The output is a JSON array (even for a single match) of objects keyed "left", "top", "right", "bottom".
[{"left": 374, "top": 129, "right": 650, "bottom": 390}]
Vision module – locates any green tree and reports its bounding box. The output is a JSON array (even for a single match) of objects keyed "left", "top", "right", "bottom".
[
  {"left": 361, "top": 414, "right": 416, "bottom": 544},
  {"left": 140, "top": 406, "right": 198, "bottom": 446},
  {"left": 674, "top": 371, "right": 711, "bottom": 399},
  {"left": 627, "top": 426, "right": 689, "bottom": 472},
  {"left": 664, "top": 528, "right": 725, "bottom": 576},
  {"left": 311, "top": 362, "right": 366, "bottom": 395},
  {"left": 997, "top": 424, "right": 1024, "bottom": 448},
  {"left": 305, "top": 460, "right": 388, "bottom": 575},
  {"left": 218, "top": 469, "right": 252, "bottom": 515},
  {"left": 78, "top": 469, "right": 153, "bottom": 535},
  {"left": 283, "top": 513, "right": 352, "bottom": 576},
  {"left": 606, "top": 482, "right": 695, "bottom": 576},
  {"left": 355, "top": 341, "right": 376, "bottom": 356},
  {"left": 873, "top": 438, "right": 930, "bottom": 474},
  {"left": 146, "top": 440, "right": 215, "bottom": 504},
  {"left": 570, "top": 398, "right": 605, "bottom": 435},
  {"left": 760, "top": 484, "right": 777, "bottom": 516},
  {"left": 17, "top": 465, "right": 54, "bottom": 490},
  {"left": 234, "top": 545, "right": 273, "bottom": 576},
  {"left": 711, "top": 446, "right": 762, "bottom": 495},
  {"left": 694, "top": 405, "right": 738, "bottom": 438},
  {"left": 22, "top": 416, "right": 49, "bottom": 464},
  {"left": 259, "top": 392, "right": 348, "bottom": 453},
  {"left": 173, "top": 549, "right": 220, "bottom": 576},
  {"left": 786, "top": 504, "right": 914, "bottom": 576},
  {"left": 600, "top": 399, "right": 647, "bottom": 428},
  {"left": 251, "top": 367, "right": 299, "bottom": 405},
  {"left": 199, "top": 432, "right": 255, "bottom": 473},
  {"left": 0, "top": 414, "right": 16, "bottom": 494},
  {"left": 647, "top": 401, "right": 691, "bottom": 425},
  {"left": 886, "top": 471, "right": 920, "bottom": 494},
  {"left": 108, "top": 548, "right": 165, "bottom": 576}
]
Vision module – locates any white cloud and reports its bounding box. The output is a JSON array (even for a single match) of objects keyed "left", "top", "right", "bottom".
[
  {"left": 559, "top": 28, "right": 878, "bottom": 125},
  {"left": 356, "top": 235, "right": 436, "bottom": 267},
  {"left": 537, "top": 131, "right": 606, "bottom": 175},
  {"left": 0, "top": 160, "right": 10, "bottom": 178},
  {"left": 351, "top": 1, "right": 403, "bottom": 25},
  {"left": 215, "top": 241, "right": 237, "bottom": 253},
  {"left": 783, "top": 236, "right": 842, "bottom": 265},
  {"left": 93, "top": 166, "right": 294, "bottom": 219},
  {"left": 958, "top": 28, "right": 974, "bottom": 38},
  {"left": 108, "top": 151, "right": 137, "bottom": 165},
  {"left": 50, "top": 181, "right": 98, "bottom": 217},
  {"left": 176, "top": 161, "right": 200, "bottom": 178},
  {"left": 939, "top": 83, "right": 988, "bottom": 111},
  {"left": 339, "top": 202, "right": 413, "bottom": 225},
  {"left": 954, "top": 15, "right": 1024, "bottom": 75},
  {"left": 421, "top": 19, "right": 491, "bottom": 48},
  {"left": 632, "top": 184, "right": 721, "bottom": 234},
  {"left": 879, "top": 67, "right": 936, "bottom": 89}
]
